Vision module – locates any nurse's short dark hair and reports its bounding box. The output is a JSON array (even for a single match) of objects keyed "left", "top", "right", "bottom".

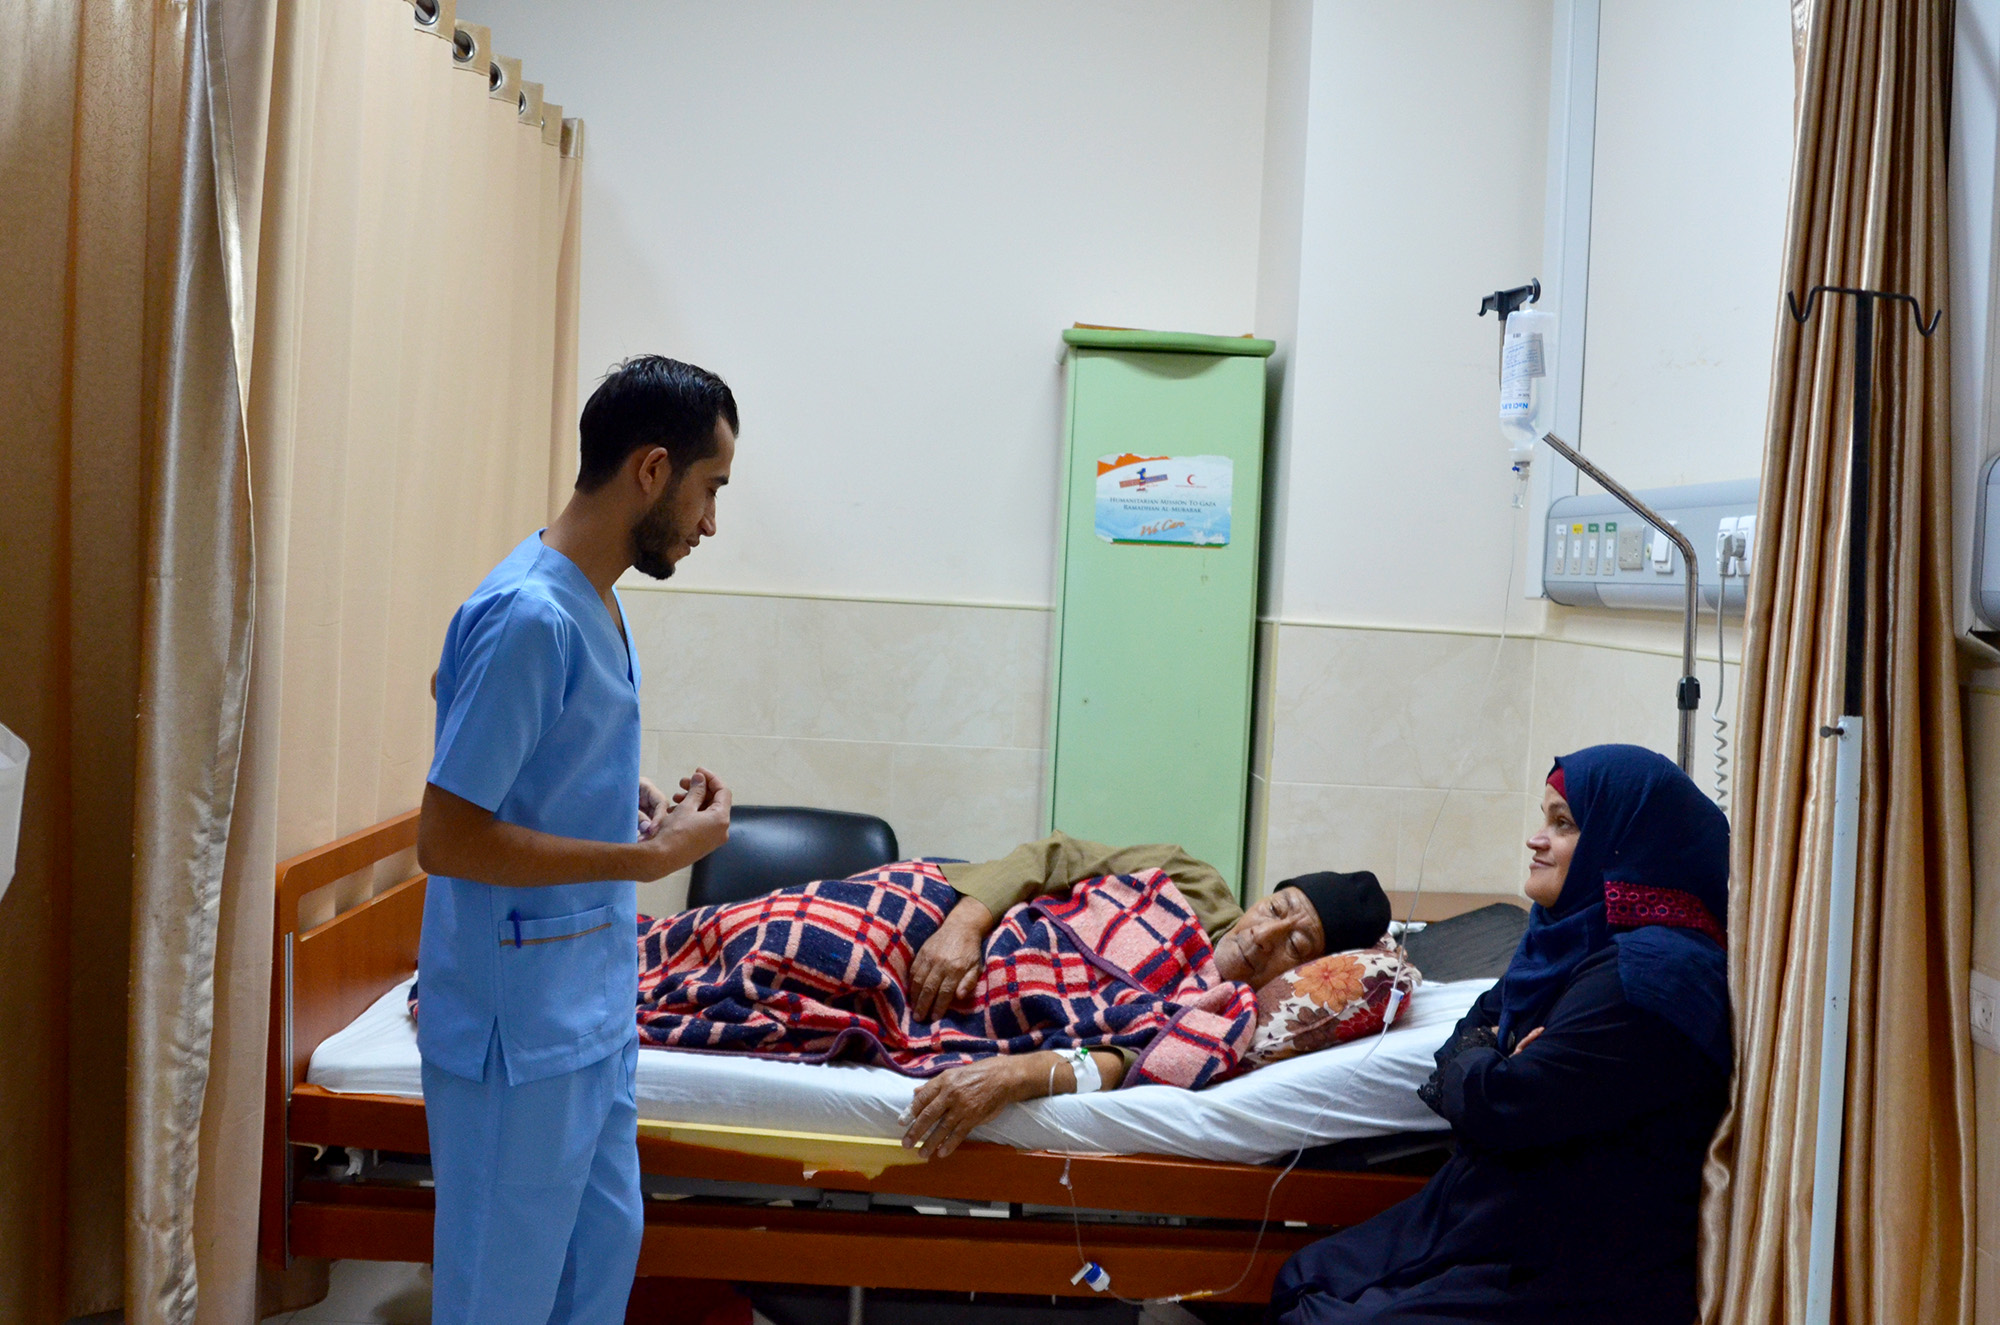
[{"left": 576, "top": 355, "right": 738, "bottom": 491}]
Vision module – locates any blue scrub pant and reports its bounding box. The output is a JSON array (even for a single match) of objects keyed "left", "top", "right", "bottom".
[{"left": 423, "top": 1035, "right": 643, "bottom": 1325}]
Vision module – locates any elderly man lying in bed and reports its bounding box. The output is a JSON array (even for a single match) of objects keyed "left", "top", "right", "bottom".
[{"left": 631, "top": 834, "right": 1395, "bottom": 1159}]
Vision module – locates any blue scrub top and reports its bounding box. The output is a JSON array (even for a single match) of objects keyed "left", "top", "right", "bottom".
[{"left": 418, "top": 532, "right": 643, "bottom": 1085}]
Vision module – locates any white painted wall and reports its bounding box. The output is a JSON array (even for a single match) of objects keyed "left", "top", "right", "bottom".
[
  {"left": 1267, "top": 0, "right": 1791, "bottom": 633},
  {"left": 1254, "top": 0, "right": 1315, "bottom": 618},
  {"left": 1578, "top": 0, "right": 1795, "bottom": 491},
  {"left": 1274, "top": 1, "right": 1553, "bottom": 630},
  {"left": 461, "top": 0, "right": 1273, "bottom": 607}
]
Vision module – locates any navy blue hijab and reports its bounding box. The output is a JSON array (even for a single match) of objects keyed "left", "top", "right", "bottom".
[{"left": 1495, "top": 743, "right": 1733, "bottom": 1069}]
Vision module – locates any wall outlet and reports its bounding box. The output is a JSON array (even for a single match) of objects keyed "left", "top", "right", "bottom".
[{"left": 1973, "top": 968, "right": 2000, "bottom": 1054}]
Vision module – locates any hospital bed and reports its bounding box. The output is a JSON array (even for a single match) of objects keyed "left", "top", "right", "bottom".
[{"left": 259, "top": 811, "right": 1509, "bottom": 1304}]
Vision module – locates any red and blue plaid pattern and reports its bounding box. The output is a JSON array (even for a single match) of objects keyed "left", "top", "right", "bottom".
[{"left": 633, "top": 860, "right": 1257, "bottom": 1089}]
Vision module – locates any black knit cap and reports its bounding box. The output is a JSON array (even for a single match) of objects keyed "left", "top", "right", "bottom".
[{"left": 1277, "top": 869, "right": 1392, "bottom": 955}]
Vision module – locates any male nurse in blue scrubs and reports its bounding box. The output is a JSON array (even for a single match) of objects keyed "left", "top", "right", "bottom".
[{"left": 414, "top": 356, "right": 738, "bottom": 1324}]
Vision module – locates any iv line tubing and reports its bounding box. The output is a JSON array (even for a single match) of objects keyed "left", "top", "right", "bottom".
[{"left": 1539, "top": 432, "right": 1702, "bottom": 771}]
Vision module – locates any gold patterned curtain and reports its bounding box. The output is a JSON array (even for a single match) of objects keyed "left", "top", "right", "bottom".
[
  {"left": 0, "top": 1, "right": 582, "bottom": 1321},
  {"left": 1699, "top": 0, "right": 1977, "bottom": 1321},
  {"left": 0, "top": 1, "right": 220, "bottom": 1318}
]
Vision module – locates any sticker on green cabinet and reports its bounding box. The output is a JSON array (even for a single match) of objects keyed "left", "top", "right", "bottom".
[{"left": 1094, "top": 454, "right": 1232, "bottom": 545}]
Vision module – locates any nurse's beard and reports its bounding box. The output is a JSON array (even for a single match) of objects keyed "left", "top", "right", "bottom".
[{"left": 628, "top": 485, "right": 687, "bottom": 580}]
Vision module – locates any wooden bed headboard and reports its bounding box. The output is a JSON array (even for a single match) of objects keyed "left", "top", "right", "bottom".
[
  {"left": 262, "top": 809, "right": 426, "bottom": 1265},
  {"left": 1385, "top": 889, "right": 1526, "bottom": 923}
]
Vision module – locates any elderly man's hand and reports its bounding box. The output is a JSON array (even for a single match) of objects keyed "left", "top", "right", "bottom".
[
  {"left": 900, "top": 1056, "right": 1039, "bottom": 1159},
  {"left": 908, "top": 896, "right": 993, "bottom": 1021}
]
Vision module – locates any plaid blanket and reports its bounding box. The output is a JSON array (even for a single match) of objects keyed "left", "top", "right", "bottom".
[{"left": 633, "top": 859, "right": 1258, "bottom": 1089}]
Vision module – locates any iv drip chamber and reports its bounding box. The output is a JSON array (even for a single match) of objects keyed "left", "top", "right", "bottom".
[{"left": 1499, "top": 305, "right": 1555, "bottom": 472}]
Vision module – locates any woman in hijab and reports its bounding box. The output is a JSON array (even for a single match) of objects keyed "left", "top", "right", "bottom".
[{"left": 1269, "top": 743, "right": 1732, "bottom": 1325}]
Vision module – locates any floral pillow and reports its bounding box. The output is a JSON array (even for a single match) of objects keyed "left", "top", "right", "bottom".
[{"left": 1244, "top": 938, "right": 1420, "bottom": 1067}]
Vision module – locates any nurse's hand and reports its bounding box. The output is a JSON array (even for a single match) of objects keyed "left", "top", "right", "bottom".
[
  {"left": 635, "top": 768, "right": 731, "bottom": 878},
  {"left": 908, "top": 897, "right": 992, "bottom": 1021},
  {"left": 637, "top": 777, "right": 670, "bottom": 840}
]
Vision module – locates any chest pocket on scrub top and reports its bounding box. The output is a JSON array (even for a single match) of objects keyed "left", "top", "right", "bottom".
[{"left": 494, "top": 905, "right": 630, "bottom": 1051}]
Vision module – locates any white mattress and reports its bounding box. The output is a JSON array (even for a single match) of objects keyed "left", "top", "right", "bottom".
[{"left": 308, "top": 975, "right": 1491, "bottom": 1165}]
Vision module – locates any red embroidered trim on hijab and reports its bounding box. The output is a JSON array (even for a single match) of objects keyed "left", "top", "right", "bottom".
[{"left": 1602, "top": 882, "right": 1725, "bottom": 947}]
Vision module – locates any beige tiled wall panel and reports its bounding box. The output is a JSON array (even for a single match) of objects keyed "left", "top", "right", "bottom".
[
  {"left": 1259, "top": 780, "right": 1531, "bottom": 897},
  {"left": 1254, "top": 622, "right": 1535, "bottom": 898},
  {"left": 636, "top": 731, "right": 1046, "bottom": 916},
  {"left": 1528, "top": 638, "right": 1677, "bottom": 762},
  {"left": 1526, "top": 638, "right": 1743, "bottom": 782},
  {"left": 1268, "top": 625, "right": 1533, "bottom": 792},
  {"left": 1255, "top": 622, "right": 1742, "bottom": 898},
  {"left": 624, "top": 590, "right": 1050, "bottom": 916},
  {"left": 626, "top": 588, "right": 1051, "bottom": 749}
]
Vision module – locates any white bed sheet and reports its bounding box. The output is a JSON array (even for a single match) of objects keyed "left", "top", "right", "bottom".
[{"left": 307, "top": 975, "right": 1490, "bottom": 1165}]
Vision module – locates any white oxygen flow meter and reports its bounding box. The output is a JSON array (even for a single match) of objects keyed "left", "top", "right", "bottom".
[{"left": 1498, "top": 303, "right": 1555, "bottom": 474}]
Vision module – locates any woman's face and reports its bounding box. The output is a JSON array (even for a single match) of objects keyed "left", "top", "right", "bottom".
[
  {"left": 1214, "top": 887, "right": 1326, "bottom": 987},
  {"left": 1524, "top": 784, "right": 1580, "bottom": 909}
]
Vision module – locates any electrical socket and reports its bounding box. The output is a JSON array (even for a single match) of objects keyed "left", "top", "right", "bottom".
[
  {"left": 1714, "top": 517, "right": 1748, "bottom": 579},
  {"left": 1973, "top": 968, "right": 2000, "bottom": 1054}
]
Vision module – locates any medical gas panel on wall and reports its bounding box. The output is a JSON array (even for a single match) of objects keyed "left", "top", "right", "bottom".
[
  {"left": 1048, "top": 327, "right": 1274, "bottom": 897},
  {"left": 1544, "top": 478, "right": 1759, "bottom": 613}
]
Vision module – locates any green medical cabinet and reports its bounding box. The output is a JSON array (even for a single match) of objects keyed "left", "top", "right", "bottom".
[{"left": 1047, "top": 327, "right": 1275, "bottom": 896}]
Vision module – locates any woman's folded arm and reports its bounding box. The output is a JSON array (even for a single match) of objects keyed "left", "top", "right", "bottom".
[{"left": 1430, "top": 950, "right": 1716, "bottom": 1154}]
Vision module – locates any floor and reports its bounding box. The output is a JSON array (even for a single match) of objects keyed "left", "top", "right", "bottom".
[
  {"left": 260, "top": 1261, "right": 433, "bottom": 1324},
  {"left": 258, "top": 1260, "right": 787, "bottom": 1324},
  {"left": 257, "top": 1261, "right": 1212, "bottom": 1325}
]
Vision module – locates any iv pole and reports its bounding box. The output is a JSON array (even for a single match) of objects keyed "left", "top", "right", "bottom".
[
  {"left": 1481, "top": 282, "right": 1703, "bottom": 772},
  {"left": 1537, "top": 432, "right": 1702, "bottom": 772},
  {"left": 1786, "top": 285, "right": 1941, "bottom": 1325}
]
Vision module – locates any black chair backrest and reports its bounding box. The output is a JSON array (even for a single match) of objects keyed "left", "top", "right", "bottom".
[{"left": 685, "top": 805, "right": 901, "bottom": 908}]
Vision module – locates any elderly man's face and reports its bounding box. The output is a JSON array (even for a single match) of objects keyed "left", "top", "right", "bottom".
[{"left": 1214, "top": 887, "right": 1326, "bottom": 988}]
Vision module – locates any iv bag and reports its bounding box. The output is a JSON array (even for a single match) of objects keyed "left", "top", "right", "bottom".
[{"left": 1499, "top": 305, "right": 1555, "bottom": 471}]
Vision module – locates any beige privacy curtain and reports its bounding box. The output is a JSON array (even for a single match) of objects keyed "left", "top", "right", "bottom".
[
  {"left": 181, "top": 4, "right": 586, "bottom": 1322},
  {"left": 0, "top": 0, "right": 581, "bottom": 1321},
  {"left": 1699, "top": 0, "right": 1976, "bottom": 1321},
  {"left": 0, "top": 2, "right": 194, "bottom": 1318}
]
